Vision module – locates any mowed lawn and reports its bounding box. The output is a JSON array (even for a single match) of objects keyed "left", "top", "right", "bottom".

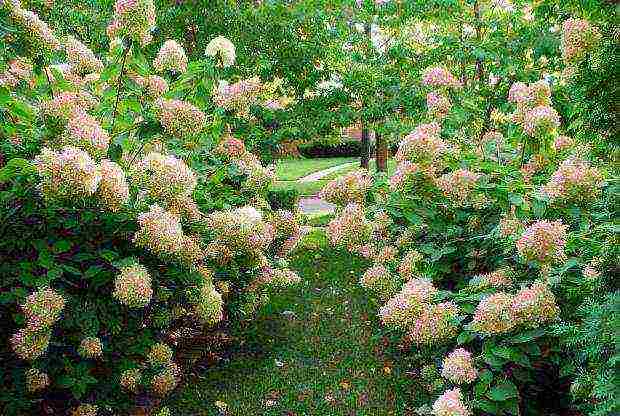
[
  {"left": 274, "top": 158, "right": 398, "bottom": 196},
  {"left": 170, "top": 230, "right": 427, "bottom": 415}
]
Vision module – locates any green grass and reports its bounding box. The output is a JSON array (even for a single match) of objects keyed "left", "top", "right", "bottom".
[
  {"left": 170, "top": 230, "right": 426, "bottom": 415},
  {"left": 274, "top": 158, "right": 398, "bottom": 196},
  {"left": 275, "top": 157, "right": 356, "bottom": 181}
]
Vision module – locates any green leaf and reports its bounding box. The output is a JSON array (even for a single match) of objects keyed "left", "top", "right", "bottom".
[
  {"left": 487, "top": 381, "right": 519, "bottom": 401},
  {"left": 53, "top": 240, "right": 72, "bottom": 253},
  {"left": 508, "top": 328, "right": 545, "bottom": 343}
]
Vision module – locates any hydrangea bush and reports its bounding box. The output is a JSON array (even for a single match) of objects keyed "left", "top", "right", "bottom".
[{"left": 0, "top": 1, "right": 303, "bottom": 414}]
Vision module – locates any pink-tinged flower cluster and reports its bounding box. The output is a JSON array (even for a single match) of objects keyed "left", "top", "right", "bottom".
[
  {"left": 541, "top": 158, "right": 603, "bottom": 204},
  {"left": 398, "top": 250, "right": 423, "bottom": 280},
  {"left": 259, "top": 267, "right": 302, "bottom": 288},
  {"left": 113, "top": 264, "right": 153, "bottom": 308},
  {"left": 389, "top": 161, "right": 436, "bottom": 192},
  {"left": 193, "top": 282, "right": 224, "bottom": 325},
  {"left": 212, "top": 77, "right": 263, "bottom": 116},
  {"left": 561, "top": 18, "right": 601, "bottom": 63},
  {"left": 0, "top": 57, "right": 34, "bottom": 88},
  {"left": 395, "top": 122, "right": 448, "bottom": 165},
  {"left": 432, "top": 388, "right": 471, "bottom": 416},
  {"left": 40, "top": 91, "right": 98, "bottom": 121},
  {"left": 422, "top": 66, "right": 462, "bottom": 88},
  {"left": 553, "top": 135, "right": 574, "bottom": 152},
  {"left": 215, "top": 135, "right": 246, "bottom": 159},
  {"left": 133, "top": 74, "right": 169, "bottom": 99},
  {"left": 427, "top": 92, "right": 452, "bottom": 119},
  {"left": 65, "top": 36, "right": 104, "bottom": 75},
  {"left": 8, "top": 5, "right": 61, "bottom": 51},
  {"left": 205, "top": 36, "right": 236, "bottom": 68},
  {"left": 373, "top": 245, "right": 398, "bottom": 264},
  {"left": 508, "top": 82, "right": 531, "bottom": 105},
  {"left": 360, "top": 264, "right": 399, "bottom": 299},
  {"left": 472, "top": 283, "right": 559, "bottom": 335},
  {"left": 206, "top": 206, "right": 275, "bottom": 256},
  {"left": 71, "top": 404, "right": 99, "bottom": 416},
  {"left": 26, "top": 368, "right": 50, "bottom": 392},
  {"left": 60, "top": 113, "right": 110, "bottom": 158},
  {"left": 441, "top": 349, "right": 478, "bottom": 384},
  {"left": 151, "top": 363, "right": 179, "bottom": 396},
  {"left": 523, "top": 105, "right": 560, "bottom": 137},
  {"left": 516, "top": 220, "right": 568, "bottom": 265},
  {"left": 529, "top": 80, "right": 552, "bottom": 106},
  {"left": 409, "top": 301, "right": 459, "bottom": 345},
  {"left": 319, "top": 169, "right": 372, "bottom": 206},
  {"left": 326, "top": 203, "right": 373, "bottom": 253},
  {"left": 134, "top": 152, "right": 197, "bottom": 202},
  {"left": 155, "top": 99, "right": 206, "bottom": 139},
  {"left": 436, "top": 169, "right": 482, "bottom": 202},
  {"left": 111, "top": 0, "right": 156, "bottom": 45},
  {"left": 471, "top": 292, "right": 514, "bottom": 335},
  {"left": 78, "top": 337, "right": 103, "bottom": 358},
  {"left": 134, "top": 205, "right": 204, "bottom": 265},
  {"left": 98, "top": 160, "right": 130, "bottom": 212},
  {"left": 468, "top": 268, "right": 513, "bottom": 290},
  {"left": 120, "top": 368, "right": 142, "bottom": 392},
  {"left": 153, "top": 40, "right": 188, "bottom": 73},
  {"left": 34, "top": 146, "right": 101, "bottom": 201},
  {"left": 511, "top": 283, "right": 559, "bottom": 328},
  {"left": 235, "top": 155, "right": 276, "bottom": 194},
  {"left": 11, "top": 329, "right": 52, "bottom": 361},
  {"left": 583, "top": 265, "right": 600, "bottom": 280},
  {"left": 22, "top": 287, "right": 65, "bottom": 331},
  {"left": 379, "top": 277, "right": 437, "bottom": 330}
]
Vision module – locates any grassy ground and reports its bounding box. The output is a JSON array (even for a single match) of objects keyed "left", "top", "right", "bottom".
[
  {"left": 274, "top": 158, "right": 398, "bottom": 196},
  {"left": 275, "top": 157, "right": 356, "bottom": 181},
  {"left": 170, "top": 229, "right": 424, "bottom": 415}
]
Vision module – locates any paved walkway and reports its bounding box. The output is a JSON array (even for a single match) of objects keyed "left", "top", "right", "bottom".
[
  {"left": 298, "top": 196, "right": 336, "bottom": 215},
  {"left": 297, "top": 162, "right": 357, "bottom": 182}
]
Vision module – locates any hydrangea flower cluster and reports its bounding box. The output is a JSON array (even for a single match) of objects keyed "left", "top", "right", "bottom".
[
  {"left": 541, "top": 158, "right": 603, "bottom": 204},
  {"left": 155, "top": 99, "right": 206, "bottom": 139},
  {"left": 78, "top": 337, "right": 103, "bottom": 358},
  {"left": 120, "top": 368, "right": 142, "bottom": 392},
  {"left": 395, "top": 122, "right": 448, "bottom": 165},
  {"left": 34, "top": 146, "right": 101, "bottom": 201},
  {"left": 40, "top": 91, "right": 98, "bottom": 121},
  {"left": 389, "top": 161, "right": 435, "bottom": 192},
  {"left": 215, "top": 135, "right": 246, "bottom": 159},
  {"left": 516, "top": 220, "right": 568, "bottom": 265},
  {"left": 132, "top": 74, "right": 169, "bottom": 99},
  {"left": 422, "top": 66, "right": 462, "bottom": 88},
  {"left": 148, "top": 342, "right": 174, "bottom": 366},
  {"left": 98, "top": 160, "right": 130, "bottom": 212},
  {"left": 471, "top": 283, "right": 559, "bottom": 335},
  {"left": 378, "top": 277, "right": 438, "bottom": 328},
  {"left": 235, "top": 154, "right": 276, "bottom": 194},
  {"left": 205, "top": 36, "right": 236, "bottom": 67},
  {"left": 11, "top": 329, "right": 52, "bottom": 361},
  {"left": 409, "top": 301, "right": 460, "bottom": 345},
  {"left": 360, "top": 264, "right": 399, "bottom": 300},
  {"left": 60, "top": 113, "right": 110, "bottom": 158},
  {"left": 65, "top": 36, "right": 104, "bottom": 75},
  {"left": 553, "top": 135, "right": 574, "bottom": 152},
  {"left": 0, "top": 57, "right": 33, "bottom": 88},
  {"left": 319, "top": 169, "right": 372, "bottom": 206},
  {"left": 153, "top": 40, "right": 188, "bottom": 73},
  {"left": 508, "top": 79, "right": 559, "bottom": 138},
  {"left": 151, "top": 362, "right": 180, "bottom": 396},
  {"left": 522, "top": 105, "right": 560, "bottom": 137},
  {"left": 8, "top": 3, "right": 61, "bottom": 51},
  {"left": 26, "top": 368, "right": 50, "bottom": 392},
  {"left": 71, "top": 404, "right": 99, "bottom": 416},
  {"left": 134, "top": 152, "right": 197, "bottom": 202},
  {"left": 259, "top": 267, "right": 302, "bottom": 288},
  {"left": 561, "top": 18, "right": 601, "bottom": 63},
  {"left": 326, "top": 203, "right": 373, "bottom": 253},
  {"left": 468, "top": 268, "right": 513, "bottom": 290},
  {"left": 441, "top": 348, "right": 478, "bottom": 384},
  {"left": 111, "top": 0, "right": 156, "bottom": 45},
  {"left": 193, "top": 281, "right": 224, "bottom": 325},
  {"left": 113, "top": 264, "right": 153, "bottom": 308},
  {"left": 427, "top": 92, "right": 452, "bottom": 119},
  {"left": 397, "top": 250, "right": 423, "bottom": 280},
  {"left": 21, "top": 287, "right": 66, "bottom": 332},
  {"left": 432, "top": 388, "right": 471, "bottom": 416},
  {"left": 134, "top": 205, "right": 204, "bottom": 265},
  {"left": 212, "top": 77, "right": 263, "bottom": 116},
  {"left": 205, "top": 206, "right": 275, "bottom": 257},
  {"left": 435, "top": 169, "right": 482, "bottom": 203}
]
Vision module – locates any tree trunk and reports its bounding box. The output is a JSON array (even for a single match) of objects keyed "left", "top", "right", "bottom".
[
  {"left": 360, "top": 127, "right": 370, "bottom": 169},
  {"left": 375, "top": 131, "right": 388, "bottom": 172}
]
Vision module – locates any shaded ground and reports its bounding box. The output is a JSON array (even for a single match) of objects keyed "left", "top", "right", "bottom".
[
  {"left": 298, "top": 197, "right": 336, "bottom": 215},
  {"left": 170, "top": 230, "right": 425, "bottom": 415}
]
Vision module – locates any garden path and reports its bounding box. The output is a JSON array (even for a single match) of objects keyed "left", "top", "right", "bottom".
[{"left": 297, "top": 162, "right": 358, "bottom": 182}]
